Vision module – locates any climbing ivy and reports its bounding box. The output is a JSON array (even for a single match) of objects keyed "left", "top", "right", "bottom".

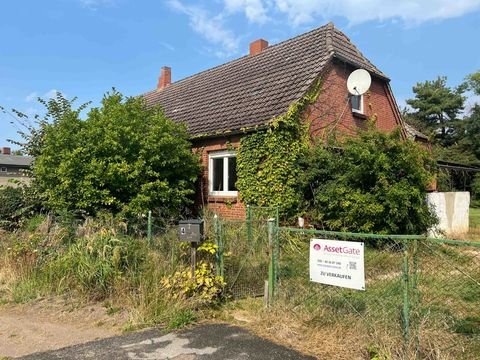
[{"left": 236, "top": 80, "right": 322, "bottom": 217}]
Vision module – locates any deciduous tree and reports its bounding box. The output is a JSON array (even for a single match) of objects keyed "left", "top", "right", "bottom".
[{"left": 24, "top": 91, "right": 200, "bottom": 219}]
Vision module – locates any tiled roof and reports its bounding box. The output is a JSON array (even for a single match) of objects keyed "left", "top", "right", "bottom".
[
  {"left": 404, "top": 123, "right": 429, "bottom": 141},
  {"left": 143, "top": 22, "right": 387, "bottom": 138},
  {"left": 0, "top": 154, "right": 32, "bottom": 167}
]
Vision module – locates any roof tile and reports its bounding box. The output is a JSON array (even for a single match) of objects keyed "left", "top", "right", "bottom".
[{"left": 143, "top": 22, "right": 386, "bottom": 137}]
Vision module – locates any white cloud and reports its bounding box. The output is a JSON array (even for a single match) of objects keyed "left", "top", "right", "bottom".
[
  {"left": 271, "top": 0, "right": 480, "bottom": 26},
  {"left": 159, "top": 41, "right": 175, "bottom": 52},
  {"left": 25, "top": 92, "right": 38, "bottom": 102},
  {"left": 166, "top": 0, "right": 480, "bottom": 57},
  {"left": 79, "top": 0, "right": 114, "bottom": 9},
  {"left": 167, "top": 0, "right": 240, "bottom": 57},
  {"left": 223, "top": 0, "right": 270, "bottom": 24},
  {"left": 25, "top": 89, "right": 60, "bottom": 103},
  {"left": 43, "top": 89, "right": 59, "bottom": 99}
]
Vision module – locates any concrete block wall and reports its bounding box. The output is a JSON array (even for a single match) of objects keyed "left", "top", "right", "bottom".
[{"left": 427, "top": 192, "right": 470, "bottom": 237}]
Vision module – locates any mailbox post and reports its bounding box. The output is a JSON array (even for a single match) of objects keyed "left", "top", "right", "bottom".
[{"left": 178, "top": 220, "right": 204, "bottom": 279}]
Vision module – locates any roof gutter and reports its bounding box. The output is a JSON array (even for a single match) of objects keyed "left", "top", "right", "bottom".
[{"left": 189, "top": 124, "right": 270, "bottom": 141}]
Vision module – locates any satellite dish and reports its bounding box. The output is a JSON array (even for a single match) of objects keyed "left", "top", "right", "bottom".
[{"left": 347, "top": 69, "right": 371, "bottom": 96}]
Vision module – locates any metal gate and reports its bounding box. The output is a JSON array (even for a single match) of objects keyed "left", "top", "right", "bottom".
[{"left": 214, "top": 206, "right": 278, "bottom": 299}]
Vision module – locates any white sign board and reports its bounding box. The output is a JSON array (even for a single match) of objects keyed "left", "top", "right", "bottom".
[{"left": 310, "top": 239, "right": 365, "bottom": 291}]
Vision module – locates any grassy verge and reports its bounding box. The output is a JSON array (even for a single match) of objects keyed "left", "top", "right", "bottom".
[
  {"left": 0, "top": 216, "right": 223, "bottom": 332},
  {"left": 258, "top": 231, "right": 480, "bottom": 359},
  {"left": 1, "top": 217, "right": 479, "bottom": 359},
  {"left": 470, "top": 207, "right": 480, "bottom": 228}
]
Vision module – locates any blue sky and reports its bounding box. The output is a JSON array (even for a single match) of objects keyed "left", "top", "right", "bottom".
[{"left": 1, "top": 0, "right": 480, "bottom": 149}]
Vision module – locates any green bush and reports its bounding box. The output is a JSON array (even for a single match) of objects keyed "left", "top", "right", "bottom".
[
  {"left": 472, "top": 173, "right": 480, "bottom": 207},
  {"left": 22, "top": 91, "right": 200, "bottom": 220},
  {"left": 0, "top": 187, "right": 24, "bottom": 231},
  {"left": 300, "top": 129, "right": 437, "bottom": 234}
]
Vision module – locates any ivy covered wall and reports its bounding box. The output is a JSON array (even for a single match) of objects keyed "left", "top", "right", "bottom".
[{"left": 236, "top": 80, "right": 322, "bottom": 217}]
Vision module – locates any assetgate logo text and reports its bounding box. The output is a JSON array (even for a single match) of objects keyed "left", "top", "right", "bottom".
[{"left": 322, "top": 244, "right": 360, "bottom": 255}]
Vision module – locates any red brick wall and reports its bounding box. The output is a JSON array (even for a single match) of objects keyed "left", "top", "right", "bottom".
[
  {"left": 192, "top": 135, "right": 246, "bottom": 220},
  {"left": 307, "top": 61, "right": 403, "bottom": 141}
]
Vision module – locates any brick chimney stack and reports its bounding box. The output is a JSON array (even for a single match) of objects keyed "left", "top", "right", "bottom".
[
  {"left": 157, "top": 66, "right": 172, "bottom": 90},
  {"left": 1, "top": 147, "right": 11, "bottom": 155},
  {"left": 249, "top": 39, "right": 268, "bottom": 56}
]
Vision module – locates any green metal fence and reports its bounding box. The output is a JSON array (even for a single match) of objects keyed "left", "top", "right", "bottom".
[
  {"left": 140, "top": 207, "right": 479, "bottom": 358},
  {"left": 270, "top": 226, "right": 480, "bottom": 359}
]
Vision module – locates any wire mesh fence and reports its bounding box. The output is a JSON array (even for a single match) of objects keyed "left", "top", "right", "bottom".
[
  {"left": 413, "top": 239, "right": 480, "bottom": 358},
  {"left": 273, "top": 227, "right": 480, "bottom": 359},
  {"left": 214, "top": 219, "right": 266, "bottom": 298},
  {"left": 42, "top": 207, "right": 480, "bottom": 358}
]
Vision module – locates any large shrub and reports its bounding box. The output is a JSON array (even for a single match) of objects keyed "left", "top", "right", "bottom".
[
  {"left": 300, "top": 129, "right": 437, "bottom": 234},
  {"left": 26, "top": 91, "right": 200, "bottom": 219}
]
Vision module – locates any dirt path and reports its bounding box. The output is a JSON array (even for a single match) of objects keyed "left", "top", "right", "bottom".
[{"left": 0, "top": 298, "right": 127, "bottom": 358}]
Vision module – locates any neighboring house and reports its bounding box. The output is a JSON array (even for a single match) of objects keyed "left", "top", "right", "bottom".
[
  {"left": 0, "top": 147, "right": 32, "bottom": 187},
  {"left": 404, "top": 123, "right": 430, "bottom": 145},
  {"left": 142, "top": 22, "right": 411, "bottom": 219}
]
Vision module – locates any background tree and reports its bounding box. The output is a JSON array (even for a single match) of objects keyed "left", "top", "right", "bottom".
[
  {"left": 462, "top": 71, "right": 480, "bottom": 161},
  {"left": 406, "top": 76, "right": 466, "bottom": 147},
  {"left": 466, "top": 71, "right": 480, "bottom": 95}
]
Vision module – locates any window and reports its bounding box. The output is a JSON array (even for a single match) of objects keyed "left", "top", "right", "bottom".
[
  {"left": 208, "top": 150, "right": 237, "bottom": 196},
  {"left": 0, "top": 167, "right": 6, "bottom": 173},
  {"left": 351, "top": 94, "right": 363, "bottom": 114}
]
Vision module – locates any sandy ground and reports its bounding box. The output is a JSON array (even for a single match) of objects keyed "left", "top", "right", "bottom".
[{"left": 0, "top": 297, "right": 127, "bottom": 358}]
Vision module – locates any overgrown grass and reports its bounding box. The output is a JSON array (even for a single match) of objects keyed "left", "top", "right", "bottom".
[
  {"left": 228, "top": 229, "right": 480, "bottom": 360},
  {"left": 2, "top": 216, "right": 480, "bottom": 359},
  {"left": 470, "top": 207, "right": 480, "bottom": 229},
  {"left": 0, "top": 215, "right": 222, "bottom": 331}
]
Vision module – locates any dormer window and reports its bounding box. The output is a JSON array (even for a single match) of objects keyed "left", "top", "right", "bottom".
[{"left": 351, "top": 94, "right": 363, "bottom": 114}]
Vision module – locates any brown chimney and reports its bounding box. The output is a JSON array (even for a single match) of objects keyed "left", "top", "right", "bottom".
[
  {"left": 157, "top": 66, "right": 171, "bottom": 90},
  {"left": 249, "top": 39, "right": 268, "bottom": 56},
  {"left": 2, "top": 147, "right": 11, "bottom": 155}
]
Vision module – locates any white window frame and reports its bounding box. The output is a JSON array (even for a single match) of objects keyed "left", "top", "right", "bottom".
[
  {"left": 208, "top": 150, "right": 238, "bottom": 197},
  {"left": 351, "top": 94, "right": 364, "bottom": 114},
  {"left": 0, "top": 167, "right": 6, "bottom": 173}
]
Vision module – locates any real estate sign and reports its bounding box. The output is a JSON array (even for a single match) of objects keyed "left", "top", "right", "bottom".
[{"left": 309, "top": 239, "right": 365, "bottom": 291}]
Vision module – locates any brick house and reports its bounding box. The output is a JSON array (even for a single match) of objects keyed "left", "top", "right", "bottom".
[
  {"left": 142, "top": 22, "right": 411, "bottom": 220},
  {"left": 0, "top": 147, "right": 32, "bottom": 187}
]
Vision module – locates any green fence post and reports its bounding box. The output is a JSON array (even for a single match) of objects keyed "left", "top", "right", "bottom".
[
  {"left": 147, "top": 210, "right": 152, "bottom": 245},
  {"left": 402, "top": 240, "right": 410, "bottom": 349},
  {"left": 412, "top": 239, "right": 419, "bottom": 358},
  {"left": 246, "top": 205, "right": 253, "bottom": 244},
  {"left": 275, "top": 207, "right": 279, "bottom": 228},
  {"left": 214, "top": 215, "right": 224, "bottom": 278},
  {"left": 268, "top": 218, "right": 276, "bottom": 305}
]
